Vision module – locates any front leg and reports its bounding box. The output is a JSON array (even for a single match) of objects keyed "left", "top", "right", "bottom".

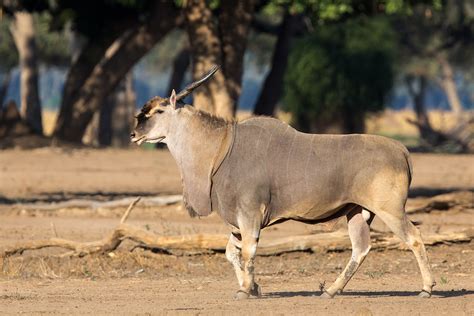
[
  {"left": 225, "top": 233, "right": 244, "bottom": 287},
  {"left": 226, "top": 231, "right": 261, "bottom": 299},
  {"left": 234, "top": 212, "right": 262, "bottom": 300}
]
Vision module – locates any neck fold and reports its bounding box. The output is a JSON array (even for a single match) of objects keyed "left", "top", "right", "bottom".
[{"left": 166, "top": 111, "right": 233, "bottom": 216}]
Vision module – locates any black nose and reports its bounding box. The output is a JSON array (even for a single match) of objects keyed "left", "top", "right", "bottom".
[{"left": 130, "top": 132, "right": 135, "bottom": 138}]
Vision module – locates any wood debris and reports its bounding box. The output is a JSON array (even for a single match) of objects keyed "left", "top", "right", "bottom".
[{"left": 2, "top": 197, "right": 472, "bottom": 258}]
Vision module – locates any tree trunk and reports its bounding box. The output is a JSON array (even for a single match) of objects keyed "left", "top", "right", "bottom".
[
  {"left": 97, "top": 99, "right": 113, "bottom": 146},
  {"left": 166, "top": 47, "right": 190, "bottom": 96},
  {"left": 112, "top": 72, "right": 135, "bottom": 147},
  {"left": 82, "top": 112, "right": 100, "bottom": 146},
  {"left": 53, "top": 1, "right": 177, "bottom": 143},
  {"left": 253, "top": 12, "right": 299, "bottom": 116},
  {"left": 405, "top": 75, "right": 443, "bottom": 145},
  {"left": 218, "top": 0, "right": 256, "bottom": 113},
  {"left": 58, "top": 37, "right": 113, "bottom": 127},
  {"left": 10, "top": 12, "right": 42, "bottom": 134},
  {"left": 54, "top": 20, "right": 139, "bottom": 139},
  {"left": 0, "top": 70, "right": 12, "bottom": 109},
  {"left": 98, "top": 72, "right": 136, "bottom": 147},
  {"left": 405, "top": 74, "right": 470, "bottom": 150},
  {"left": 412, "top": 76, "right": 432, "bottom": 134},
  {"left": 184, "top": 0, "right": 233, "bottom": 120},
  {"left": 438, "top": 55, "right": 463, "bottom": 115},
  {"left": 67, "top": 29, "right": 86, "bottom": 64}
]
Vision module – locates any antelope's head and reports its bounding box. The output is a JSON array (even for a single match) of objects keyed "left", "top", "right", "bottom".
[{"left": 131, "top": 65, "right": 219, "bottom": 145}]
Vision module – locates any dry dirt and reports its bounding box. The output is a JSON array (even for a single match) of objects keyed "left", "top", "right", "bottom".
[{"left": 0, "top": 148, "right": 473, "bottom": 315}]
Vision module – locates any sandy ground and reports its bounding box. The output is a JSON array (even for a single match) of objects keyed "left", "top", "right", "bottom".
[{"left": 0, "top": 148, "right": 473, "bottom": 315}]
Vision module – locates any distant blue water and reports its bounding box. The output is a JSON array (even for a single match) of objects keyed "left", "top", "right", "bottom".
[{"left": 2, "top": 66, "right": 473, "bottom": 112}]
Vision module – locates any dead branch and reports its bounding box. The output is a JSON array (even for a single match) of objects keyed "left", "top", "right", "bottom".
[
  {"left": 120, "top": 197, "right": 141, "bottom": 223},
  {"left": 11, "top": 195, "right": 182, "bottom": 212},
  {"left": 406, "top": 117, "right": 473, "bottom": 153},
  {"left": 2, "top": 193, "right": 473, "bottom": 258},
  {"left": 406, "top": 191, "right": 473, "bottom": 214},
  {"left": 258, "top": 230, "right": 474, "bottom": 254},
  {"left": 50, "top": 222, "right": 58, "bottom": 237},
  {"left": 2, "top": 210, "right": 472, "bottom": 258},
  {"left": 0, "top": 224, "right": 229, "bottom": 258}
]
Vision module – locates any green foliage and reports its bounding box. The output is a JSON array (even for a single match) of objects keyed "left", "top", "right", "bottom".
[
  {"left": 259, "top": 0, "right": 445, "bottom": 25},
  {"left": 0, "top": 12, "right": 70, "bottom": 71},
  {"left": 390, "top": 1, "right": 474, "bottom": 92},
  {"left": 261, "top": 0, "right": 353, "bottom": 21},
  {"left": 0, "top": 16, "right": 17, "bottom": 71},
  {"left": 34, "top": 12, "right": 69, "bottom": 66},
  {"left": 7, "top": 0, "right": 156, "bottom": 39},
  {"left": 284, "top": 16, "right": 396, "bottom": 131}
]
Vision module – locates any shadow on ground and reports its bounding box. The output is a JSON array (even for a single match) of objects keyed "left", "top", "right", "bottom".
[
  {"left": 408, "top": 187, "right": 474, "bottom": 198},
  {"left": 264, "top": 290, "right": 474, "bottom": 299},
  {"left": 0, "top": 191, "right": 163, "bottom": 204}
]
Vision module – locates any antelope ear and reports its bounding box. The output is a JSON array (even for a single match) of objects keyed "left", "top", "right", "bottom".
[{"left": 169, "top": 89, "right": 177, "bottom": 109}]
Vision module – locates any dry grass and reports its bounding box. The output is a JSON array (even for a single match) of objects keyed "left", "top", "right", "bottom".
[
  {"left": 366, "top": 109, "right": 469, "bottom": 135},
  {"left": 0, "top": 249, "right": 228, "bottom": 279}
]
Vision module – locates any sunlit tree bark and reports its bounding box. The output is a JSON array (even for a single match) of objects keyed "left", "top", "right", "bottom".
[
  {"left": 53, "top": 1, "right": 177, "bottom": 143},
  {"left": 185, "top": 0, "right": 255, "bottom": 119},
  {"left": 10, "top": 11, "right": 42, "bottom": 134}
]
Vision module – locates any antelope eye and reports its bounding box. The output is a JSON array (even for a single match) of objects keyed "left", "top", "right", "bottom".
[{"left": 156, "top": 109, "right": 164, "bottom": 114}]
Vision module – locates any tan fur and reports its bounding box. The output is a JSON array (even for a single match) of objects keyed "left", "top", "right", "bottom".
[{"left": 132, "top": 77, "right": 433, "bottom": 300}]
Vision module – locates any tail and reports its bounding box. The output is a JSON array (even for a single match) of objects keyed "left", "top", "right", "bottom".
[{"left": 402, "top": 147, "right": 413, "bottom": 186}]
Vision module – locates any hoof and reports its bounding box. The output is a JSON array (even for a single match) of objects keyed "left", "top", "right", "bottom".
[
  {"left": 250, "top": 283, "right": 262, "bottom": 298},
  {"left": 320, "top": 291, "right": 334, "bottom": 299},
  {"left": 234, "top": 290, "right": 250, "bottom": 300},
  {"left": 418, "top": 290, "right": 431, "bottom": 298}
]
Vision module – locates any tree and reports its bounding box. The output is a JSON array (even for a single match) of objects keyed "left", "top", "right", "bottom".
[
  {"left": 0, "top": 0, "right": 180, "bottom": 143},
  {"left": 102, "top": 73, "right": 135, "bottom": 147},
  {"left": 284, "top": 16, "right": 396, "bottom": 133},
  {"left": 393, "top": 1, "right": 474, "bottom": 148},
  {"left": 253, "top": 0, "right": 373, "bottom": 117},
  {"left": 81, "top": 72, "right": 136, "bottom": 147},
  {"left": 0, "top": 16, "right": 17, "bottom": 108},
  {"left": 218, "top": 0, "right": 256, "bottom": 115},
  {"left": 52, "top": 1, "right": 179, "bottom": 142},
  {"left": 253, "top": 10, "right": 304, "bottom": 116},
  {"left": 166, "top": 46, "right": 190, "bottom": 96},
  {"left": 0, "top": 6, "right": 69, "bottom": 134},
  {"left": 10, "top": 11, "right": 42, "bottom": 134},
  {"left": 184, "top": 0, "right": 256, "bottom": 119}
]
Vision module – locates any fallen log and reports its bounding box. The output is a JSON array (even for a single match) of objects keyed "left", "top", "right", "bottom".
[
  {"left": 406, "top": 191, "right": 473, "bottom": 214},
  {"left": 258, "top": 230, "right": 474, "bottom": 254},
  {"left": 10, "top": 195, "right": 183, "bottom": 211},
  {"left": 3, "top": 227, "right": 472, "bottom": 258},
  {"left": 2, "top": 198, "right": 473, "bottom": 258},
  {"left": 405, "top": 116, "right": 473, "bottom": 153}
]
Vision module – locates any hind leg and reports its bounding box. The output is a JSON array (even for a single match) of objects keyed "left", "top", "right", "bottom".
[
  {"left": 376, "top": 211, "right": 436, "bottom": 297},
  {"left": 321, "top": 206, "right": 372, "bottom": 298}
]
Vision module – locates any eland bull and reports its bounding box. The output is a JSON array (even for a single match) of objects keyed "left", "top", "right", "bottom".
[{"left": 131, "top": 66, "right": 435, "bottom": 299}]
